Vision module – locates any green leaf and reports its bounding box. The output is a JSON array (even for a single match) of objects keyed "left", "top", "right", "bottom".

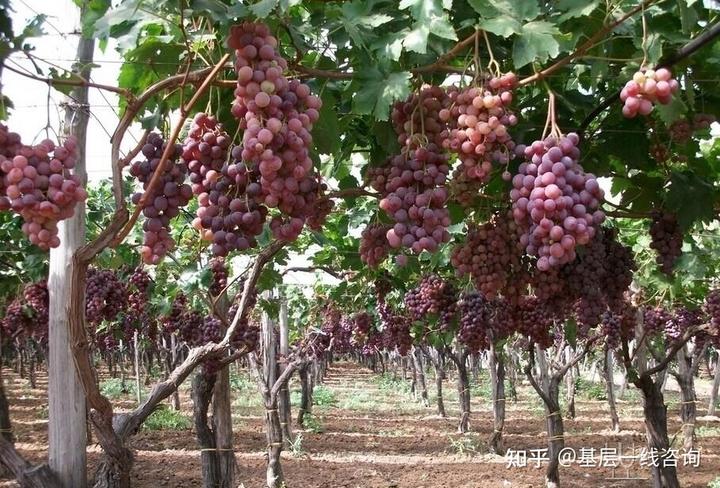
[
  {"left": 512, "top": 21, "right": 560, "bottom": 68},
  {"left": 556, "top": 0, "right": 600, "bottom": 22},
  {"left": 479, "top": 17, "right": 522, "bottom": 37},
  {"left": 665, "top": 171, "right": 717, "bottom": 228},
  {"left": 313, "top": 92, "right": 340, "bottom": 155},
  {"left": 399, "top": 0, "right": 457, "bottom": 54},
  {"left": 468, "top": 0, "right": 539, "bottom": 21},
  {"left": 353, "top": 70, "right": 412, "bottom": 121},
  {"left": 250, "top": 0, "right": 279, "bottom": 18},
  {"left": 654, "top": 97, "right": 687, "bottom": 125},
  {"left": 372, "top": 31, "right": 406, "bottom": 61}
]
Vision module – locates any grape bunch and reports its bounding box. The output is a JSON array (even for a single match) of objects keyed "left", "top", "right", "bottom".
[
  {"left": 560, "top": 233, "right": 609, "bottom": 327},
  {"left": 509, "top": 296, "right": 555, "bottom": 349},
  {"left": 209, "top": 257, "right": 228, "bottom": 297},
  {"left": 642, "top": 306, "right": 672, "bottom": 335},
  {"left": 162, "top": 292, "right": 188, "bottom": 334},
  {"left": 130, "top": 132, "right": 192, "bottom": 265},
  {"left": 457, "top": 292, "right": 493, "bottom": 352},
  {"left": 600, "top": 311, "right": 623, "bottom": 349},
  {"left": 599, "top": 228, "right": 636, "bottom": 307},
  {"left": 391, "top": 85, "right": 450, "bottom": 148},
  {"left": 359, "top": 223, "right": 392, "bottom": 268},
  {"left": 666, "top": 306, "right": 703, "bottom": 341},
  {"left": 0, "top": 124, "right": 87, "bottom": 250},
  {"left": 22, "top": 281, "right": 49, "bottom": 341},
  {"left": 704, "top": 289, "right": 720, "bottom": 333},
  {"left": 649, "top": 212, "right": 683, "bottom": 276},
  {"left": 510, "top": 132, "right": 605, "bottom": 270},
  {"left": 450, "top": 211, "right": 524, "bottom": 298},
  {"left": 184, "top": 113, "right": 269, "bottom": 256},
  {"left": 228, "top": 303, "right": 260, "bottom": 352},
  {"left": 377, "top": 144, "right": 451, "bottom": 255},
  {"left": 404, "top": 275, "right": 457, "bottom": 330},
  {"left": 1, "top": 298, "right": 31, "bottom": 340},
  {"left": 377, "top": 300, "right": 413, "bottom": 355},
  {"left": 351, "top": 311, "right": 372, "bottom": 346},
  {"left": 85, "top": 268, "right": 128, "bottom": 325},
  {"left": 125, "top": 267, "right": 151, "bottom": 335},
  {"left": 620, "top": 68, "right": 679, "bottom": 118},
  {"left": 228, "top": 22, "right": 325, "bottom": 242},
  {"left": 440, "top": 73, "right": 519, "bottom": 182}
]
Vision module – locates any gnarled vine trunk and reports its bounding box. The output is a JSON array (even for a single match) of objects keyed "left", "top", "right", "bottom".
[
  {"left": 636, "top": 375, "right": 680, "bottom": 488},
  {"left": 452, "top": 348, "right": 471, "bottom": 433},
  {"left": 488, "top": 343, "right": 506, "bottom": 454},
  {"left": 603, "top": 347, "right": 620, "bottom": 432},
  {"left": 191, "top": 370, "right": 220, "bottom": 487},
  {"left": 708, "top": 356, "right": 720, "bottom": 416}
]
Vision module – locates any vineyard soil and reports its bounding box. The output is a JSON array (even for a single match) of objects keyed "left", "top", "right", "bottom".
[{"left": 2, "top": 362, "right": 719, "bottom": 487}]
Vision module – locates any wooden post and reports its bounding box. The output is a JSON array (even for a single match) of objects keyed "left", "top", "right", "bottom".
[
  {"left": 278, "top": 298, "right": 292, "bottom": 445},
  {"left": 133, "top": 331, "right": 142, "bottom": 404},
  {"left": 708, "top": 357, "right": 720, "bottom": 416},
  {"left": 47, "top": 23, "right": 93, "bottom": 488},
  {"left": 261, "top": 291, "right": 284, "bottom": 488}
]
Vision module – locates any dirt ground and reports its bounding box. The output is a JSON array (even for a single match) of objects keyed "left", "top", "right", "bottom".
[{"left": 2, "top": 361, "right": 719, "bottom": 487}]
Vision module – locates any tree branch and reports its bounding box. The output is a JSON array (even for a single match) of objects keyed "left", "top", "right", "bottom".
[
  {"left": 524, "top": 348, "right": 553, "bottom": 406},
  {"left": 111, "top": 53, "right": 232, "bottom": 247},
  {"left": 223, "top": 239, "right": 286, "bottom": 347},
  {"left": 519, "top": 0, "right": 658, "bottom": 86},
  {"left": 643, "top": 329, "right": 697, "bottom": 378},
  {"left": 579, "top": 20, "right": 720, "bottom": 136},
  {"left": 1, "top": 61, "right": 133, "bottom": 99}
]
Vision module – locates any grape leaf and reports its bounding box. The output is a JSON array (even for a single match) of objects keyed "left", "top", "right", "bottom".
[
  {"left": 479, "top": 17, "right": 522, "bottom": 37},
  {"left": 399, "top": 0, "right": 457, "bottom": 54},
  {"left": 353, "top": 70, "right": 411, "bottom": 120},
  {"left": 665, "top": 171, "right": 717, "bottom": 229},
  {"left": 512, "top": 21, "right": 560, "bottom": 68},
  {"left": 313, "top": 92, "right": 340, "bottom": 155},
  {"left": 468, "top": 0, "right": 540, "bottom": 21},
  {"left": 654, "top": 97, "right": 687, "bottom": 126},
  {"left": 555, "top": 0, "right": 600, "bottom": 22},
  {"left": 250, "top": 0, "right": 279, "bottom": 18}
]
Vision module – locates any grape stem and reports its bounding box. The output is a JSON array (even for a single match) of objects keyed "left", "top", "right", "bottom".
[
  {"left": 518, "top": 0, "right": 659, "bottom": 86},
  {"left": 1, "top": 61, "right": 134, "bottom": 100},
  {"left": 110, "top": 52, "right": 232, "bottom": 247},
  {"left": 579, "top": 20, "right": 720, "bottom": 139}
]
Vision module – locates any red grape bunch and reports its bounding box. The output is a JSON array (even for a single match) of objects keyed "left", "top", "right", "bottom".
[
  {"left": 704, "top": 289, "right": 720, "bottom": 334},
  {"left": 404, "top": 275, "right": 457, "bottom": 330},
  {"left": 209, "top": 257, "right": 228, "bottom": 297},
  {"left": 130, "top": 132, "right": 193, "bottom": 265},
  {"left": 510, "top": 132, "right": 605, "bottom": 270},
  {"left": 666, "top": 306, "right": 703, "bottom": 341},
  {"left": 457, "top": 291, "right": 494, "bottom": 352},
  {"left": 125, "top": 267, "right": 152, "bottom": 337},
  {"left": 228, "top": 22, "right": 325, "bottom": 242},
  {"left": 509, "top": 296, "right": 555, "bottom": 349},
  {"left": 649, "top": 211, "right": 683, "bottom": 276},
  {"left": 85, "top": 268, "right": 128, "bottom": 325},
  {"left": 0, "top": 124, "right": 87, "bottom": 250},
  {"left": 599, "top": 228, "right": 636, "bottom": 307},
  {"left": 21, "top": 281, "right": 49, "bottom": 341},
  {"left": 162, "top": 292, "right": 188, "bottom": 334},
  {"left": 184, "top": 113, "right": 268, "bottom": 256},
  {"left": 378, "top": 144, "right": 452, "bottom": 255},
  {"left": 440, "top": 72, "right": 519, "bottom": 182},
  {"left": 359, "top": 223, "right": 392, "bottom": 267},
  {"left": 642, "top": 306, "right": 672, "bottom": 335},
  {"left": 351, "top": 311, "right": 372, "bottom": 346},
  {"left": 450, "top": 210, "right": 524, "bottom": 298},
  {"left": 376, "top": 300, "right": 413, "bottom": 355},
  {"left": 620, "top": 68, "right": 679, "bottom": 118},
  {"left": 391, "top": 85, "right": 450, "bottom": 148}
]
